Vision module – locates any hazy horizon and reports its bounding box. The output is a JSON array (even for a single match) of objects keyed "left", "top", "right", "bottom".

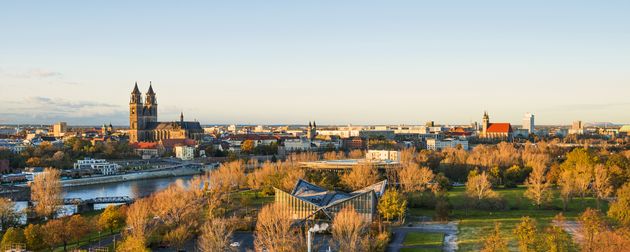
[{"left": 2, "top": 1, "right": 629, "bottom": 126}]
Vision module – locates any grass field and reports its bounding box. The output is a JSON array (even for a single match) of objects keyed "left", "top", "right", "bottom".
[
  {"left": 403, "top": 232, "right": 444, "bottom": 247},
  {"left": 408, "top": 186, "right": 606, "bottom": 251}
]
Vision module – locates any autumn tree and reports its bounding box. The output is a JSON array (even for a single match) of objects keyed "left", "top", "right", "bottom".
[
  {"left": 514, "top": 217, "right": 538, "bottom": 252},
  {"left": 0, "top": 198, "right": 20, "bottom": 231},
  {"left": 241, "top": 140, "right": 255, "bottom": 153},
  {"left": 543, "top": 214, "right": 574, "bottom": 252},
  {"left": 347, "top": 149, "right": 364, "bottom": 159},
  {"left": 124, "top": 198, "right": 154, "bottom": 246},
  {"left": 255, "top": 203, "right": 301, "bottom": 252},
  {"left": 481, "top": 222, "right": 508, "bottom": 252},
  {"left": 68, "top": 215, "right": 91, "bottom": 247},
  {"left": 579, "top": 208, "right": 605, "bottom": 252},
  {"left": 198, "top": 217, "right": 234, "bottom": 252},
  {"left": 98, "top": 205, "right": 125, "bottom": 234},
  {"left": 558, "top": 169, "right": 577, "bottom": 211},
  {"left": 117, "top": 236, "right": 150, "bottom": 252},
  {"left": 0, "top": 227, "right": 26, "bottom": 250},
  {"left": 398, "top": 164, "right": 434, "bottom": 194},
  {"left": 42, "top": 218, "right": 71, "bottom": 251},
  {"left": 524, "top": 164, "right": 552, "bottom": 208},
  {"left": 31, "top": 168, "right": 63, "bottom": 219},
  {"left": 466, "top": 171, "right": 497, "bottom": 201},
  {"left": 377, "top": 189, "right": 407, "bottom": 222},
  {"left": 592, "top": 164, "right": 612, "bottom": 210},
  {"left": 24, "top": 224, "right": 45, "bottom": 251},
  {"left": 332, "top": 206, "right": 369, "bottom": 252},
  {"left": 341, "top": 163, "right": 379, "bottom": 190},
  {"left": 608, "top": 182, "right": 630, "bottom": 226}
]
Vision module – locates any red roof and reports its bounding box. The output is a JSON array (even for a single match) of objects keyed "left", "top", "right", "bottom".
[
  {"left": 131, "top": 142, "right": 159, "bottom": 149},
  {"left": 487, "top": 123, "right": 512, "bottom": 133},
  {"left": 160, "top": 138, "right": 197, "bottom": 148}
]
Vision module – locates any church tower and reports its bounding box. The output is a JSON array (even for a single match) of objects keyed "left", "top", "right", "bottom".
[
  {"left": 129, "top": 82, "right": 144, "bottom": 142},
  {"left": 144, "top": 82, "right": 158, "bottom": 125},
  {"left": 482, "top": 111, "right": 490, "bottom": 134}
]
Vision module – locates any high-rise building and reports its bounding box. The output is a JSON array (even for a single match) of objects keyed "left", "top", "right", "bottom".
[
  {"left": 523, "top": 113, "right": 535, "bottom": 134},
  {"left": 570, "top": 120, "right": 584, "bottom": 135},
  {"left": 52, "top": 122, "right": 67, "bottom": 137}
]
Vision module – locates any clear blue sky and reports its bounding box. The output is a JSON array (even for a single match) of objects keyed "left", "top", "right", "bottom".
[{"left": 1, "top": 1, "right": 629, "bottom": 125}]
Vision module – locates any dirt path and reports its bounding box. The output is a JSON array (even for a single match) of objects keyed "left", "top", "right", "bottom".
[
  {"left": 388, "top": 221, "right": 459, "bottom": 252},
  {"left": 554, "top": 220, "right": 582, "bottom": 244}
]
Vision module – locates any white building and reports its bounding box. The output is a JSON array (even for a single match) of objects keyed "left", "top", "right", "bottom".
[
  {"left": 522, "top": 113, "right": 535, "bottom": 134},
  {"left": 283, "top": 138, "right": 312, "bottom": 151},
  {"left": 365, "top": 150, "right": 400, "bottom": 162},
  {"left": 426, "top": 138, "right": 469, "bottom": 151},
  {"left": 175, "top": 146, "right": 195, "bottom": 161},
  {"left": 73, "top": 158, "right": 119, "bottom": 175}
]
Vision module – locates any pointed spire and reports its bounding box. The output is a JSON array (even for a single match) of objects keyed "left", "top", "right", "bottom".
[
  {"left": 313, "top": 121, "right": 316, "bottom": 128},
  {"left": 147, "top": 81, "right": 155, "bottom": 95},
  {"left": 132, "top": 82, "right": 141, "bottom": 94},
  {"left": 180, "top": 112, "right": 184, "bottom": 123}
]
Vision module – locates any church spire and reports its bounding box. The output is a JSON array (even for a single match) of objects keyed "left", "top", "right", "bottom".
[
  {"left": 147, "top": 81, "right": 155, "bottom": 95},
  {"left": 145, "top": 82, "right": 157, "bottom": 105},
  {"left": 132, "top": 82, "right": 141, "bottom": 94},
  {"left": 180, "top": 112, "right": 184, "bottom": 123},
  {"left": 130, "top": 82, "right": 141, "bottom": 104}
]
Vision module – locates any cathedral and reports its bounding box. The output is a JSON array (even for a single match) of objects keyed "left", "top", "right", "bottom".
[{"left": 128, "top": 83, "right": 203, "bottom": 143}]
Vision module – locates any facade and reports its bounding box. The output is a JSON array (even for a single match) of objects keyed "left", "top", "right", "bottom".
[
  {"left": 365, "top": 150, "right": 400, "bottom": 162},
  {"left": 426, "top": 138, "right": 469, "bottom": 151},
  {"left": 479, "top": 112, "right": 513, "bottom": 141},
  {"left": 128, "top": 83, "right": 204, "bottom": 143},
  {"left": 73, "top": 158, "right": 119, "bottom": 175},
  {"left": 274, "top": 179, "right": 387, "bottom": 221},
  {"left": 569, "top": 120, "right": 584, "bottom": 135},
  {"left": 52, "top": 122, "right": 67, "bottom": 137},
  {"left": 175, "top": 145, "right": 195, "bottom": 160},
  {"left": 522, "top": 113, "right": 535, "bottom": 134},
  {"left": 283, "top": 138, "right": 312, "bottom": 151}
]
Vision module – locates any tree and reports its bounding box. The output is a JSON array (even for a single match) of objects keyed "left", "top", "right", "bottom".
[
  {"left": 543, "top": 214, "right": 574, "bottom": 252},
  {"left": 0, "top": 227, "right": 26, "bottom": 250},
  {"left": 558, "top": 169, "right": 577, "bottom": 211},
  {"left": 124, "top": 198, "right": 154, "bottom": 244},
  {"left": 332, "top": 206, "right": 369, "bottom": 252},
  {"left": 341, "top": 163, "right": 379, "bottom": 190},
  {"left": 524, "top": 165, "right": 552, "bottom": 208},
  {"left": 579, "top": 208, "right": 605, "bottom": 252},
  {"left": 68, "top": 215, "right": 91, "bottom": 247},
  {"left": 514, "top": 217, "right": 538, "bottom": 252},
  {"left": 608, "top": 182, "right": 630, "bottom": 226},
  {"left": 592, "top": 164, "right": 612, "bottom": 210},
  {"left": 31, "top": 168, "right": 62, "bottom": 219},
  {"left": 465, "top": 171, "right": 497, "bottom": 201},
  {"left": 198, "top": 217, "right": 234, "bottom": 252},
  {"left": 481, "top": 222, "right": 508, "bottom": 252},
  {"left": 0, "top": 198, "right": 20, "bottom": 231},
  {"left": 254, "top": 203, "right": 300, "bottom": 252},
  {"left": 377, "top": 189, "right": 407, "bottom": 222},
  {"left": 117, "top": 236, "right": 150, "bottom": 252},
  {"left": 24, "top": 224, "right": 45, "bottom": 251},
  {"left": 241, "top": 140, "right": 255, "bottom": 153},
  {"left": 42, "top": 218, "right": 71, "bottom": 251},
  {"left": 163, "top": 225, "right": 193, "bottom": 251},
  {"left": 398, "top": 164, "right": 434, "bottom": 193},
  {"left": 99, "top": 205, "right": 125, "bottom": 234}
]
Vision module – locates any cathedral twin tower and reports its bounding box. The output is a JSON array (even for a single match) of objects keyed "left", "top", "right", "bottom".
[{"left": 128, "top": 82, "right": 203, "bottom": 143}]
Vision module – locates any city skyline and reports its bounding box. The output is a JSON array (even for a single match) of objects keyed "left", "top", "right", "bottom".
[{"left": 2, "top": 1, "right": 630, "bottom": 125}]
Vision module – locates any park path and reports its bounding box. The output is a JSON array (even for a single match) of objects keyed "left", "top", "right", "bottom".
[
  {"left": 387, "top": 221, "right": 459, "bottom": 252},
  {"left": 554, "top": 220, "right": 583, "bottom": 244}
]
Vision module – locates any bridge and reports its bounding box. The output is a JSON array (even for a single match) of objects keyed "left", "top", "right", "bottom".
[{"left": 63, "top": 196, "right": 134, "bottom": 213}]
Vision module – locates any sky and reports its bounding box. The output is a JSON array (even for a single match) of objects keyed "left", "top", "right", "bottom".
[{"left": 1, "top": 1, "right": 629, "bottom": 126}]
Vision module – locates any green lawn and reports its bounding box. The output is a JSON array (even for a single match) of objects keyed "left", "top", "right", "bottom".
[
  {"left": 408, "top": 186, "right": 606, "bottom": 251},
  {"left": 403, "top": 232, "right": 444, "bottom": 247}
]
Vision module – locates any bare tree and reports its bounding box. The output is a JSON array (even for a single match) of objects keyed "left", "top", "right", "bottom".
[
  {"left": 332, "top": 206, "right": 369, "bottom": 252},
  {"left": 0, "top": 198, "right": 20, "bottom": 231},
  {"left": 341, "top": 163, "right": 379, "bottom": 190},
  {"left": 254, "top": 203, "right": 301, "bottom": 252},
  {"left": 592, "top": 164, "right": 612, "bottom": 210},
  {"left": 398, "top": 164, "right": 434, "bottom": 193},
  {"left": 524, "top": 164, "right": 552, "bottom": 208},
  {"left": 465, "top": 171, "right": 497, "bottom": 201},
  {"left": 125, "top": 198, "right": 155, "bottom": 243},
  {"left": 31, "top": 168, "right": 62, "bottom": 219},
  {"left": 198, "top": 217, "right": 234, "bottom": 252}
]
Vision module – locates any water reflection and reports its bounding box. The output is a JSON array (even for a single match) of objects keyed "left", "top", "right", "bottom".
[{"left": 63, "top": 175, "right": 195, "bottom": 200}]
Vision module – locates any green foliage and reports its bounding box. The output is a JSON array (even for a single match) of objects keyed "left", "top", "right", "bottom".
[
  {"left": 0, "top": 227, "right": 26, "bottom": 250},
  {"left": 513, "top": 217, "right": 537, "bottom": 252},
  {"left": 378, "top": 189, "right": 407, "bottom": 222},
  {"left": 98, "top": 205, "right": 125, "bottom": 234},
  {"left": 402, "top": 232, "right": 444, "bottom": 246},
  {"left": 608, "top": 182, "right": 630, "bottom": 226},
  {"left": 23, "top": 224, "right": 45, "bottom": 251},
  {"left": 560, "top": 148, "right": 599, "bottom": 172}
]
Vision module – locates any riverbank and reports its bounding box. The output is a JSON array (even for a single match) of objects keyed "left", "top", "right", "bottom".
[{"left": 61, "top": 166, "right": 204, "bottom": 187}]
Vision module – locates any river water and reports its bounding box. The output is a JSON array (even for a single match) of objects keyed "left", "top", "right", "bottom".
[{"left": 13, "top": 175, "right": 196, "bottom": 218}]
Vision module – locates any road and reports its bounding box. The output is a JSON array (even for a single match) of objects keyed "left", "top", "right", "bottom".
[{"left": 387, "top": 221, "right": 459, "bottom": 252}]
